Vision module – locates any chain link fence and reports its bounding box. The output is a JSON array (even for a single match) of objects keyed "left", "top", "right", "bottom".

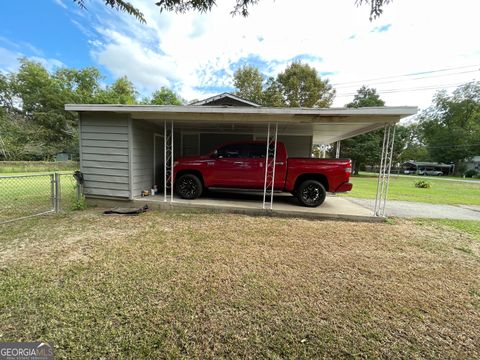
[{"left": 0, "top": 172, "right": 82, "bottom": 225}]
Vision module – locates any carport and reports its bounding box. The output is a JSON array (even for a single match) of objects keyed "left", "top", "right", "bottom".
[{"left": 66, "top": 103, "right": 417, "bottom": 219}]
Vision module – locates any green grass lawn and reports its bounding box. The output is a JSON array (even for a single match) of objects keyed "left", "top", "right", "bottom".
[
  {"left": 0, "top": 173, "right": 78, "bottom": 222},
  {"left": 344, "top": 175, "right": 480, "bottom": 205},
  {"left": 1, "top": 210, "right": 479, "bottom": 358},
  {"left": 0, "top": 161, "right": 79, "bottom": 174}
]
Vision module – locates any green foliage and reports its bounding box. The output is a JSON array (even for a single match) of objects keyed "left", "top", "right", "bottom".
[
  {"left": 153, "top": 0, "right": 389, "bottom": 19},
  {"left": 143, "top": 87, "right": 183, "bottom": 105},
  {"left": 71, "top": 194, "right": 87, "bottom": 211},
  {"left": 233, "top": 65, "right": 264, "bottom": 105},
  {"left": 338, "top": 86, "right": 408, "bottom": 174},
  {"left": 74, "top": 0, "right": 146, "bottom": 22},
  {"left": 418, "top": 82, "right": 480, "bottom": 170},
  {"left": 277, "top": 62, "right": 335, "bottom": 107},
  {"left": 0, "top": 59, "right": 182, "bottom": 161},
  {"left": 232, "top": 62, "right": 334, "bottom": 108},
  {"left": 155, "top": 0, "right": 259, "bottom": 16},
  {"left": 414, "top": 180, "right": 431, "bottom": 189},
  {"left": 464, "top": 169, "right": 478, "bottom": 178},
  {"left": 98, "top": 76, "right": 137, "bottom": 104},
  {"left": 397, "top": 124, "right": 429, "bottom": 163},
  {"left": 346, "top": 85, "right": 385, "bottom": 108}
]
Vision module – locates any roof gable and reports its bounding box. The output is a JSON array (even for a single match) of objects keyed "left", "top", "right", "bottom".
[{"left": 189, "top": 92, "right": 261, "bottom": 107}]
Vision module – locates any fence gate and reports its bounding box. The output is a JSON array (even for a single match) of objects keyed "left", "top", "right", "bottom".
[{"left": 0, "top": 172, "right": 81, "bottom": 225}]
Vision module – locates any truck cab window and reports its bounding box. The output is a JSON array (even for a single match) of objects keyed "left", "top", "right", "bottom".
[{"left": 217, "top": 144, "right": 248, "bottom": 158}]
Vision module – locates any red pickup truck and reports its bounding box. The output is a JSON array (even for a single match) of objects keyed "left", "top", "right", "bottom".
[{"left": 173, "top": 141, "right": 352, "bottom": 207}]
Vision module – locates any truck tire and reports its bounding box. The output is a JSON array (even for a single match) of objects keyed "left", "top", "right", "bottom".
[
  {"left": 175, "top": 174, "right": 203, "bottom": 199},
  {"left": 297, "top": 180, "right": 326, "bottom": 207}
]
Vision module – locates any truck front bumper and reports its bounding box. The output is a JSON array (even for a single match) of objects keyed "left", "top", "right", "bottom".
[{"left": 334, "top": 182, "right": 353, "bottom": 193}]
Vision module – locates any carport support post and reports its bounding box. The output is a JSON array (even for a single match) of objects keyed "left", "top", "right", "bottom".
[
  {"left": 164, "top": 120, "right": 174, "bottom": 203},
  {"left": 270, "top": 122, "right": 279, "bottom": 207},
  {"left": 171, "top": 120, "right": 174, "bottom": 203},
  {"left": 335, "top": 141, "right": 341, "bottom": 158},
  {"left": 262, "top": 123, "right": 271, "bottom": 209},
  {"left": 381, "top": 125, "right": 395, "bottom": 215},
  {"left": 373, "top": 124, "right": 395, "bottom": 217},
  {"left": 164, "top": 120, "right": 167, "bottom": 202},
  {"left": 262, "top": 122, "right": 278, "bottom": 210}
]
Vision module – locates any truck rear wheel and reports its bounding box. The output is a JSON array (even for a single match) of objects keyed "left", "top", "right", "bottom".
[
  {"left": 297, "top": 180, "right": 326, "bottom": 207},
  {"left": 175, "top": 174, "right": 203, "bottom": 199}
]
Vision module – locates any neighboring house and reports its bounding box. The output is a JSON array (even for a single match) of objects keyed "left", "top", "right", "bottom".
[
  {"left": 465, "top": 156, "right": 480, "bottom": 171},
  {"left": 189, "top": 92, "right": 261, "bottom": 107},
  {"left": 401, "top": 161, "right": 455, "bottom": 175}
]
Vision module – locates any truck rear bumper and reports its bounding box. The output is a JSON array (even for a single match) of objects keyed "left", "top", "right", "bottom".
[{"left": 334, "top": 182, "right": 353, "bottom": 193}]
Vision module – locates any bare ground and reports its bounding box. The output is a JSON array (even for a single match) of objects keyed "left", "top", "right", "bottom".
[{"left": 0, "top": 209, "right": 479, "bottom": 359}]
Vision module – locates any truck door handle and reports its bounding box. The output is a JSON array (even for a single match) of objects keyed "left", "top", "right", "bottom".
[
  {"left": 276, "top": 162, "right": 285, "bottom": 165},
  {"left": 234, "top": 161, "right": 244, "bottom": 165}
]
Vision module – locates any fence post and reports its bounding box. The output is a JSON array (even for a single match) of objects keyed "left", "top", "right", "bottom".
[
  {"left": 54, "top": 172, "right": 60, "bottom": 212},
  {"left": 76, "top": 177, "right": 82, "bottom": 203},
  {"left": 50, "top": 173, "right": 55, "bottom": 211}
]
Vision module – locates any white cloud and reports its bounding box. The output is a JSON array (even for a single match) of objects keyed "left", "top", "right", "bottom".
[
  {"left": 74, "top": 0, "right": 480, "bottom": 107},
  {"left": 53, "top": 0, "right": 67, "bottom": 9},
  {"left": 0, "top": 47, "right": 21, "bottom": 73}
]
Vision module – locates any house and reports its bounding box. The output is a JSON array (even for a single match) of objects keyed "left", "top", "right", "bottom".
[
  {"left": 465, "top": 156, "right": 480, "bottom": 171},
  {"left": 65, "top": 93, "right": 417, "bottom": 201}
]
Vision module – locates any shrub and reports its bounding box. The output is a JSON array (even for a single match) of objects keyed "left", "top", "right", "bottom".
[
  {"left": 464, "top": 169, "right": 478, "bottom": 178},
  {"left": 415, "top": 180, "right": 431, "bottom": 189}
]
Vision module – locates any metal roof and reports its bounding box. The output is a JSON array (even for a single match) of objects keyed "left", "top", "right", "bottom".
[{"left": 65, "top": 104, "right": 418, "bottom": 144}]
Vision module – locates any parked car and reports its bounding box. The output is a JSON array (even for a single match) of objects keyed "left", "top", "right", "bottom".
[
  {"left": 418, "top": 169, "right": 444, "bottom": 176},
  {"left": 173, "top": 141, "right": 353, "bottom": 207}
]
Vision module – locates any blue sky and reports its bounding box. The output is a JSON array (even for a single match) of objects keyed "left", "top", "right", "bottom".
[{"left": 1, "top": 0, "right": 479, "bottom": 108}]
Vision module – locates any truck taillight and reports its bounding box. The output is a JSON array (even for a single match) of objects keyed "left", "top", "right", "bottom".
[{"left": 345, "top": 167, "right": 352, "bottom": 173}]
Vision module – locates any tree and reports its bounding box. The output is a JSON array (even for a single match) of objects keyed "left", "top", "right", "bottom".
[
  {"left": 276, "top": 62, "right": 335, "bottom": 107},
  {"left": 73, "top": 0, "right": 145, "bottom": 22},
  {"left": 74, "top": 0, "right": 391, "bottom": 21},
  {"left": 143, "top": 87, "right": 183, "bottom": 105},
  {"left": 231, "top": 62, "right": 334, "bottom": 108},
  {"left": 418, "top": 82, "right": 480, "bottom": 171},
  {"left": 262, "top": 77, "right": 284, "bottom": 107},
  {"left": 346, "top": 85, "right": 385, "bottom": 108},
  {"left": 0, "top": 59, "right": 142, "bottom": 160},
  {"left": 343, "top": 86, "right": 382, "bottom": 174},
  {"left": 98, "top": 76, "right": 138, "bottom": 104},
  {"left": 397, "top": 124, "right": 429, "bottom": 163},
  {"left": 233, "top": 65, "right": 264, "bottom": 105}
]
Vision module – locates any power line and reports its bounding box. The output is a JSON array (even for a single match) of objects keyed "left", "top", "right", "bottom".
[
  {"left": 334, "top": 69, "right": 479, "bottom": 89},
  {"left": 335, "top": 81, "right": 471, "bottom": 97},
  {"left": 331, "top": 64, "right": 480, "bottom": 87}
]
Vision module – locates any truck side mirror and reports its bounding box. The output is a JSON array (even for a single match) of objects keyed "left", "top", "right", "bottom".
[{"left": 210, "top": 150, "right": 219, "bottom": 158}]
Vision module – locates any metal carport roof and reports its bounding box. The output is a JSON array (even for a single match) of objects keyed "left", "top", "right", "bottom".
[{"left": 65, "top": 104, "right": 418, "bottom": 144}]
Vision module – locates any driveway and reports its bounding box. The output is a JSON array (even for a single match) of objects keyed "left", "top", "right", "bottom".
[{"left": 345, "top": 197, "right": 480, "bottom": 220}]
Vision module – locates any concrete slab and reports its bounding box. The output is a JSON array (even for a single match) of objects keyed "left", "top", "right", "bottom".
[
  {"left": 345, "top": 197, "right": 480, "bottom": 220},
  {"left": 127, "top": 191, "right": 381, "bottom": 222}
]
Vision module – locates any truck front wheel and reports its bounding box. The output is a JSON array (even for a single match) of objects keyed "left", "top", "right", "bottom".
[
  {"left": 175, "top": 174, "right": 203, "bottom": 199},
  {"left": 297, "top": 180, "right": 326, "bottom": 207}
]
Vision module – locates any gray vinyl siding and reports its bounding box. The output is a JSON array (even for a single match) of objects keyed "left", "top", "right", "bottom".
[
  {"left": 131, "top": 120, "right": 157, "bottom": 196},
  {"left": 79, "top": 112, "right": 131, "bottom": 198}
]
